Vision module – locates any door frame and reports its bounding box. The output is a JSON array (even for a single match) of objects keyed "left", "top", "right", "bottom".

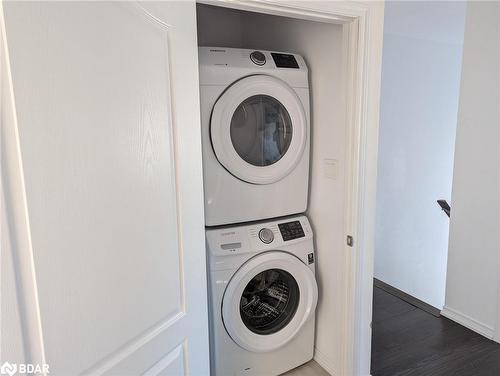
[{"left": 198, "top": 1, "right": 384, "bottom": 374}]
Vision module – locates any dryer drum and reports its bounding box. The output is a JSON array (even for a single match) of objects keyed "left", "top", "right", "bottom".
[
  {"left": 239, "top": 268, "right": 300, "bottom": 335},
  {"left": 230, "top": 95, "right": 293, "bottom": 167}
]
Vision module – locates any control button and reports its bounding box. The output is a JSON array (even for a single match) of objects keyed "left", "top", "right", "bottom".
[
  {"left": 259, "top": 228, "right": 274, "bottom": 244},
  {"left": 250, "top": 51, "right": 266, "bottom": 66},
  {"left": 278, "top": 221, "right": 305, "bottom": 241}
]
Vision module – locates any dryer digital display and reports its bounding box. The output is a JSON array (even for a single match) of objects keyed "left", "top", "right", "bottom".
[
  {"left": 271, "top": 53, "right": 299, "bottom": 68},
  {"left": 278, "top": 221, "right": 305, "bottom": 241}
]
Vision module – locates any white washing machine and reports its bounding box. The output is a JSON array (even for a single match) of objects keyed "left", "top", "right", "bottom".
[
  {"left": 206, "top": 215, "right": 318, "bottom": 376},
  {"left": 199, "top": 47, "right": 310, "bottom": 226}
]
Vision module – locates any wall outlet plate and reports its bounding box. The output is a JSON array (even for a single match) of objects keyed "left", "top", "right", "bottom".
[{"left": 323, "top": 158, "right": 339, "bottom": 180}]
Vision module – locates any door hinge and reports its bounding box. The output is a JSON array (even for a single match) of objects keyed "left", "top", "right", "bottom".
[{"left": 347, "top": 235, "right": 354, "bottom": 247}]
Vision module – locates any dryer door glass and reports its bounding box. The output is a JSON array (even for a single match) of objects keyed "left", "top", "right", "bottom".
[
  {"left": 230, "top": 95, "right": 293, "bottom": 167},
  {"left": 240, "top": 268, "right": 300, "bottom": 335}
]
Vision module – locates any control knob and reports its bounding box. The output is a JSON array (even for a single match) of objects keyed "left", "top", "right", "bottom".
[
  {"left": 250, "top": 51, "right": 266, "bottom": 66},
  {"left": 258, "top": 228, "right": 274, "bottom": 244}
]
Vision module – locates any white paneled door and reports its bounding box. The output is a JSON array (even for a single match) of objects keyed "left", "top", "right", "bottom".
[{"left": 1, "top": 2, "right": 209, "bottom": 375}]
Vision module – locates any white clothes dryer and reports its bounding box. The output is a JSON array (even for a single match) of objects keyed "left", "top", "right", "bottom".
[
  {"left": 199, "top": 47, "right": 310, "bottom": 226},
  {"left": 206, "top": 215, "right": 318, "bottom": 376}
]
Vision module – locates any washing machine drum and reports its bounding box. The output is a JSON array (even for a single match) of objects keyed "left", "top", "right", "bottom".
[
  {"left": 222, "top": 251, "right": 318, "bottom": 353},
  {"left": 211, "top": 75, "right": 307, "bottom": 185}
]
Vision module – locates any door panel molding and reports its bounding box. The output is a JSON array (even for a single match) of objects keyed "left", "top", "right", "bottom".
[
  {"left": 142, "top": 344, "right": 184, "bottom": 376},
  {"left": 1, "top": 2, "right": 47, "bottom": 366},
  {"left": 82, "top": 312, "right": 186, "bottom": 375}
]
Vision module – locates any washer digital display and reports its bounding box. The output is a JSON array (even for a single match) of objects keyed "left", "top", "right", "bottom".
[{"left": 278, "top": 221, "right": 305, "bottom": 241}]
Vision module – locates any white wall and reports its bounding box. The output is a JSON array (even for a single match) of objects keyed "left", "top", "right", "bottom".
[
  {"left": 196, "top": 5, "right": 347, "bottom": 374},
  {"left": 374, "top": 1, "right": 466, "bottom": 309},
  {"left": 443, "top": 1, "right": 500, "bottom": 340},
  {"left": 241, "top": 17, "right": 347, "bottom": 376},
  {"left": 197, "top": 3, "right": 243, "bottom": 48}
]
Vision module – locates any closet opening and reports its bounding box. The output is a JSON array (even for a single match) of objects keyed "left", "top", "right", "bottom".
[{"left": 196, "top": 3, "right": 354, "bottom": 375}]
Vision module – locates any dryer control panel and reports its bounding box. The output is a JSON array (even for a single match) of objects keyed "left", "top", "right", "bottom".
[
  {"left": 198, "top": 47, "right": 309, "bottom": 88},
  {"left": 271, "top": 53, "right": 299, "bottom": 69}
]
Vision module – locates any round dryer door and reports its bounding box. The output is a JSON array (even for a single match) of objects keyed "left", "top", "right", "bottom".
[
  {"left": 222, "top": 251, "right": 318, "bottom": 353},
  {"left": 211, "top": 75, "right": 307, "bottom": 184}
]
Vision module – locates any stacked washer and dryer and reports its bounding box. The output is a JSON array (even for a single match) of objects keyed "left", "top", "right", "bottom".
[{"left": 200, "top": 47, "right": 318, "bottom": 376}]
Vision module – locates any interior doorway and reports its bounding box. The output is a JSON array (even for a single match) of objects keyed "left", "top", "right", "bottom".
[
  {"left": 371, "top": 1, "right": 500, "bottom": 374},
  {"left": 374, "top": 0, "right": 466, "bottom": 315}
]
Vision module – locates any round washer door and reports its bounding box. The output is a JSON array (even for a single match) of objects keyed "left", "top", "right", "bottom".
[
  {"left": 211, "top": 75, "right": 307, "bottom": 185},
  {"left": 222, "top": 251, "right": 318, "bottom": 353}
]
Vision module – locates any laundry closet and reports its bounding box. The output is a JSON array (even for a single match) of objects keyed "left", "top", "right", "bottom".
[
  {"left": 196, "top": 4, "right": 349, "bottom": 375},
  {"left": 1, "top": 1, "right": 383, "bottom": 375}
]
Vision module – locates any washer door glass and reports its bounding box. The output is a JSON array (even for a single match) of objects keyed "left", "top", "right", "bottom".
[
  {"left": 240, "top": 268, "right": 299, "bottom": 335},
  {"left": 222, "top": 251, "right": 318, "bottom": 353},
  {"left": 230, "top": 95, "right": 293, "bottom": 167}
]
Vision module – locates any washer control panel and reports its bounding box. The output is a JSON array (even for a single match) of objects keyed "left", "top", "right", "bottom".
[
  {"left": 258, "top": 228, "right": 274, "bottom": 244},
  {"left": 205, "top": 215, "right": 312, "bottom": 260},
  {"left": 278, "top": 220, "right": 305, "bottom": 241}
]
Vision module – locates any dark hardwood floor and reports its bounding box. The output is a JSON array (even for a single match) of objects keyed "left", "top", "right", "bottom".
[{"left": 371, "top": 286, "right": 500, "bottom": 376}]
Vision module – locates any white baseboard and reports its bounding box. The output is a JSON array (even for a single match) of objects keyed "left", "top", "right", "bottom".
[
  {"left": 441, "top": 306, "right": 494, "bottom": 339},
  {"left": 494, "top": 332, "right": 500, "bottom": 344},
  {"left": 313, "top": 347, "right": 336, "bottom": 376}
]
